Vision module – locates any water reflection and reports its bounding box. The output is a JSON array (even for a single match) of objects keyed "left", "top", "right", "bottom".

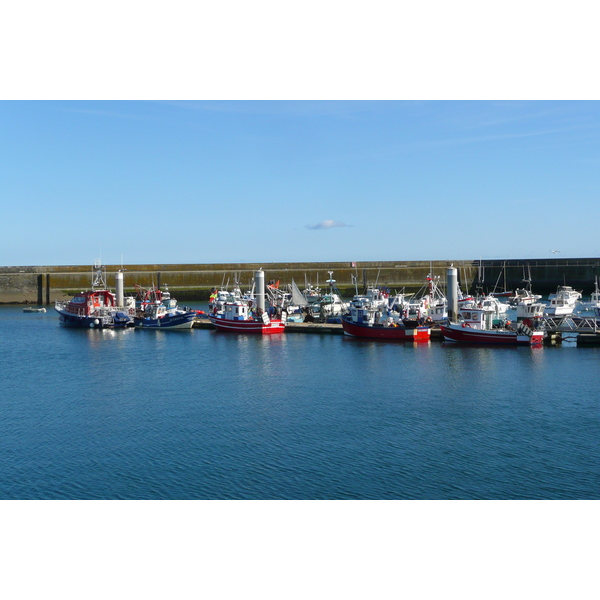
[{"left": 3, "top": 305, "right": 600, "bottom": 499}]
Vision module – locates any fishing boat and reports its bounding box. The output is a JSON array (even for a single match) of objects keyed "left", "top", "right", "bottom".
[
  {"left": 342, "top": 289, "right": 430, "bottom": 341},
  {"left": 134, "top": 285, "right": 196, "bottom": 329},
  {"left": 54, "top": 263, "right": 136, "bottom": 328},
  {"left": 509, "top": 288, "right": 543, "bottom": 306},
  {"left": 545, "top": 285, "right": 582, "bottom": 316},
  {"left": 302, "top": 272, "right": 347, "bottom": 323},
  {"left": 507, "top": 266, "right": 542, "bottom": 306},
  {"left": 302, "top": 283, "right": 322, "bottom": 304},
  {"left": 314, "top": 272, "right": 347, "bottom": 322},
  {"left": 341, "top": 315, "right": 430, "bottom": 341},
  {"left": 515, "top": 301, "right": 546, "bottom": 326},
  {"left": 478, "top": 295, "right": 511, "bottom": 316},
  {"left": 440, "top": 307, "right": 544, "bottom": 346},
  {"left": 405, "top": 273, "right": 447, "bottom": 322},
  {"left": 209, "top": 301, "right": 286, "bottom": 333},
  {"left": 456, "top": 284, "right": 476, "bottom": 309},
  {"left": 209, "top": 288, "right": 240, "bottom": 314},
  {"left": 489, "top": 262, "right": 515, "bottom": 299},
  {"left": 353, "top": 281, "right": 411, "bottom": 313},
  {"left": 273, "top": 279, "right": 308, "bottom": 323},
  {"left": 301, "top": 273, "right": 322, "bottom": 304},
  {"left": 209, "top": 269, "right": 286, "bottom": 334},
  {"left": 576, "top": 277, "right": 600, "bottom": 311}
]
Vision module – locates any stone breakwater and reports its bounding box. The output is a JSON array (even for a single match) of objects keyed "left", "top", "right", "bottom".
[{"left": 1, "top": 258, "right": 599, "bottom": 304}]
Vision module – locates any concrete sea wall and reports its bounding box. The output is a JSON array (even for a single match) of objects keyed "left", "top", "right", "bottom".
[{"left": 1, "top": 258, "right": 599, "bottom": 304}]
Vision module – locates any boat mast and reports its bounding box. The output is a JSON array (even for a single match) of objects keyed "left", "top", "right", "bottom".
[{"left": 91, "top": 260, "right": 107, "bottom": 291}]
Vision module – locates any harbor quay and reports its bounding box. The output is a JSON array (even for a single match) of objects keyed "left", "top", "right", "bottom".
[
  {"left": 1, "top": 257, "right": 600, "bottom": 305},
  {"left": 192, "top": 318, "right": 581, "bottom": 345},
  {"left": 194, "top": 317, "right": 446, "bottom": 341}
]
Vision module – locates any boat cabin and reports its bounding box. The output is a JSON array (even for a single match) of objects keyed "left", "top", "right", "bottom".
[
  {"left": 516, "top": 302, "right": 545, "bottom": 321},
  {"left": 349, "top": 303, "right": 377, "bottom": 325},
  {"left": 141, "top": 301, "right": 167, "bottom": 320},
  {"left": 160, "top": 287, "right": 177, "bottom": 310},
  {"left": 66, "top": 290, "right": 116, "bottom": 316},
  {"left": 429, "top": 302, "right": 447, "bottom": 321},
  {"left": 223, "top": 301, "right": 252, "bottom": 321},
  {"left": 479, "top": 296, "right": 509, "bottom": 315},
  {"left": 458, "top": 308, "right": 497, "bottom": 330},
  {"left": 548, "top": 286, "right": 582, "bottom": 305}
]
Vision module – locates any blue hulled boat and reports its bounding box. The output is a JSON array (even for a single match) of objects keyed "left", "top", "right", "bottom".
[{"left": 134, "top": 285, "right": 196, "bottom": 329}]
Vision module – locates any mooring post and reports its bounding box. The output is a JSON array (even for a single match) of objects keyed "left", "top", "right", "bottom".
[{"left": 447, "top": 266, "right": 458, "bottom": 322}]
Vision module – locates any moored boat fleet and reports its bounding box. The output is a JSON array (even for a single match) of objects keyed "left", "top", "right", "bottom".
[
  {"left": 52, "top": 263, "right": 600, "bottom": 346},
  {"left": 54, "top": 262, "right": 198, "bottom": 330}
]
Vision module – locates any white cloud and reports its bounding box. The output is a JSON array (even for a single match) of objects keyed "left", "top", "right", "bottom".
[{"left": 306, "top": 220, "right": 349, "bottom": 230}]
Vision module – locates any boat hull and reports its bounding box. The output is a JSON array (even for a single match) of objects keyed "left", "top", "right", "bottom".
[
  {"left": 134, "top": 311, "right": 195, "bottom": 329},
  {"left": 56, "top": 310, "right": 131, "bottom": 328},
  {"left": 545, "top": 306, "right": 574, "bottom": 316},
  {"left": 341, "top": 316, "right": 430, "bottom": 341},
  {"left": 440, "top": 323, "right": 543, "bottom": 346},
  {"left": 209, "top": 315, "right": 285, "bottom": 334}
]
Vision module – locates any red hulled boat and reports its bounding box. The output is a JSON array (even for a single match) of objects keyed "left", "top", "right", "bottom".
[
  {"left": 341, "top": 315, "right": 430, "bottom": 341},
  {"left": 341, "top": 291, "right": 431, "bottom": 341},
  {"left": 209, "top": 300, "right": 286, "bottom": 334},
  {"left": 440, "top": 307, "right": 544, "bottom": 346}
]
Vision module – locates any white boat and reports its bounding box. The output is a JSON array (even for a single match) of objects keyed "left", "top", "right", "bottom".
[
  {"left": 441, "top": 307, "right": 544, "bottom": 346},
  {"left": 545, "top": 285, "right": 582, "bottom": 316},
  {"left": 305, "top": 272, "right": 347, "bottom": 322},
  {"left": 457, "top": 284, "right": 476, "bottom": 309},
  {"left": 302, "top": 281, "right": 322, "bottom": 304},
  {"left": 516, "top": 300, "right": 546, "bottom": 319},
  {"left": 507, "top": 266, "right": 542, "bottom": 306},
  {"left": 478, "top": 295, "right": 510, "bottom": 316},
  {"left": 509, "top": 288, "right": 543, "bottom": 306},
  {"left": 266, "top": 279, "right": 306, "bottom": 323},
  {"left": 23, "top": 307, "right": 46, "bottom": 313},
  {"left": 405, "top": 273, "right": 447, "bottom": 323},
  {"left": 209, "top": 288, "right": 242, "bottom": 314},
  {"left": 576, "top": 277, "right": 600, "bottom": 311},
  {"left": 349, "top": 287, "right": 391, "bottom": 312}
]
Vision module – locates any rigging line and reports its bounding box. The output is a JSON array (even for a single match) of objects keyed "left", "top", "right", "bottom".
[{"left": 492, "top": 267, "right": 503, "bottom": 293}]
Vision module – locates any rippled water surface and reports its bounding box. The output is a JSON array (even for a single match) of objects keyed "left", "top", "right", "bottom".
[{"left": 1, "top": 305, "right": 599, "bottom": 499}]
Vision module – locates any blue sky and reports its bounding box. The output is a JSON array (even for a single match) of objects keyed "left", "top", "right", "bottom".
[{"left": 1, "top": 100, "right": 599, "bottom": 266}]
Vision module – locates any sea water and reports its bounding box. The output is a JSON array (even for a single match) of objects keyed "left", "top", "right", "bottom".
[{"left": 1, "top": 305, "right": 599, "bottom": 499}]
